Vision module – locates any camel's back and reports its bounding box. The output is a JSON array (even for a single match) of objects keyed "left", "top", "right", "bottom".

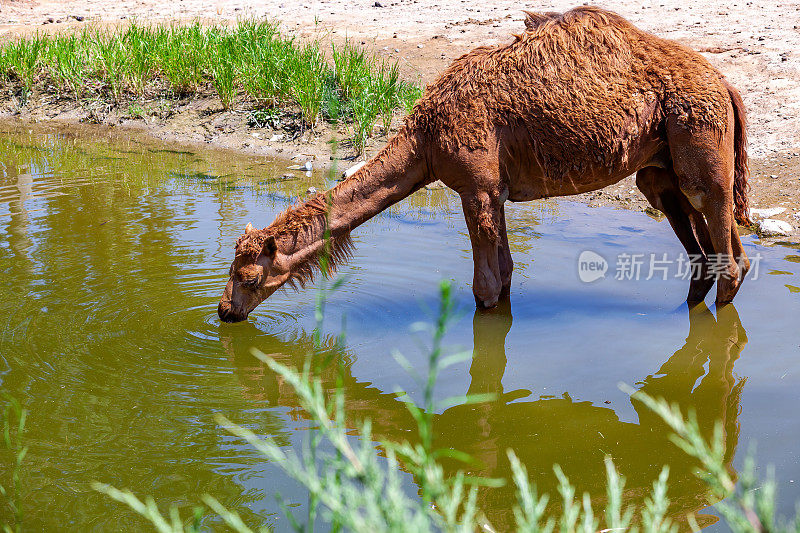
[{"left": 409, "top": 6, "right": 731, "bottom": 178}]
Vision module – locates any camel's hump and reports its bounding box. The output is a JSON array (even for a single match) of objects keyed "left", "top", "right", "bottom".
[{"left": 409, "top": 5, "right": 731, "bottom": 173}]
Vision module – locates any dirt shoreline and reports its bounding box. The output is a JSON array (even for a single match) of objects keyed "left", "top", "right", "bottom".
[{"left": 1, "top": 0, "right": 799, "bottom": 235}]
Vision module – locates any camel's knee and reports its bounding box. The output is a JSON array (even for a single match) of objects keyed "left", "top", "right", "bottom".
[
  {"left": 737, "top": 254, "right": 751, "bottom": 280},
  {"left": 461, "top": 188, "right": 505, "bottom": 308},
  {"left": 475, "top": 202, "right": 501, "bottom": 242}
]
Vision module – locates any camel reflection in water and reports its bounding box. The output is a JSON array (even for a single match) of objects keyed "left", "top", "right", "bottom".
[
  {"left": 1, "top": 157, "right": 35, "bottom": 277},
  {"left": 221, "top": 302, "right": 747, "bottom": 529}
]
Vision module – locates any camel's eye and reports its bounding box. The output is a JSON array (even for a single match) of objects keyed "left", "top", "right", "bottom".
[
  {"left": 240, "top": 275, "right": 260, "bottom": 289},
  {"left": 236, "top": 267, "right": 261, "bottom": 289}
]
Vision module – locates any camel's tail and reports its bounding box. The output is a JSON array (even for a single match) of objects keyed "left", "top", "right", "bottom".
[{"left": 723, "top": 79, "right": 751, "bottom": 225}]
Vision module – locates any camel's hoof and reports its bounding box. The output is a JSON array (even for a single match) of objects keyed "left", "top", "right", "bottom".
[
  {"left": 715, "top": 280, "right": 743, "bottom": 306},
  {"left": 687, "top": 280, "right": 714, "bottom": 304},
  {"left": 686, "top": 298, "right": 706, "bottom": 309},
  {"left": 474, "top": 294, "right": 499, "bottom": 310}
]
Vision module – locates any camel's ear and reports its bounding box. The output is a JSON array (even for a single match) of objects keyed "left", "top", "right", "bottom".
[
  {"left": 523, "top": 10, "right": 556, "bottom": 30},
  {"left": 262, "top": 235, "right": 277, "bottom": 259},
  {"left": 245, "top": 222, "right": 254, "bottom": 234}
]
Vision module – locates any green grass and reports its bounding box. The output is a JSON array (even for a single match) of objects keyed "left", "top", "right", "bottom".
[
  {"left": 98, "top": 33, "right": 127, "bottom": 102},
  {"left": 208, "top": 32, "right": 237, "bottom": 110},
  {"left": 289, "top": 41, "right": 328, "bottom": 128},
  {"left": 330, "top": 40, "right": 421, "bottom": 150},
  {"left": 1, "top": 34, "right": 47, "bottom": 103},
  {"left": 0, "top": 395, "right": 27, "bottom": 533},
  {"left": 45, "top": 33, "right": 88, "bottom": 101},
  {"left": 0, "top": 21, "right": 423, "bottom": 150}
]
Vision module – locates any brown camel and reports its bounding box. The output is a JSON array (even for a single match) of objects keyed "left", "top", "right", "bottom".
[{"left": 218, "top": 6, "right": 751, "bottom": 323}]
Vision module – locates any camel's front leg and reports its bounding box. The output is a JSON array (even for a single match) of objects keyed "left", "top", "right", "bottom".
[{"left": 461, "top": 191, "right": 504, "bottom": 309}]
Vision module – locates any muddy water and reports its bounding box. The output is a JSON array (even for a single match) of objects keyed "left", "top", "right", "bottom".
[{"left": 1, "top": 123, "right": 799, "bottom": 531}]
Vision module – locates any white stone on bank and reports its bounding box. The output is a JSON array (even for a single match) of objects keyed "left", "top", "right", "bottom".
[
  {"left": 288, "top": 161, "right": 313, "bottom": 171},
  {"left": 756, "top": 218, "right": 793, "bottom": 236},
  {"left": 750, "top": 207, "right": 787, "bottom": 219},
  {"left": 341, "top": 161, "right": 367, "bottom": 179}
]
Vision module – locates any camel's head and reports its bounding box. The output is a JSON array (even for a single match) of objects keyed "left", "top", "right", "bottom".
[{"left": 218, "top": 223, "right": 289, "bottom": 323}]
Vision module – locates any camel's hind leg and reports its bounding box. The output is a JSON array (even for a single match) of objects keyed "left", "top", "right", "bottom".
[
  {"left": 460, "top": 189, "right": 505, "bottom": 309},
  {"left": 667, "top": 119, "right": 749, "bottom": 304},
  {"left": 636, "top": 167, "right": 715, "bottom": 303},
  {"left": 498, "top": 205, "right": 514, "bottom": 297}
]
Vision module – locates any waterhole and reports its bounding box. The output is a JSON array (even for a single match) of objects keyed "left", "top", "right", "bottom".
[{"left": 1, "top": 122, "right": 798, "bottom": 531}]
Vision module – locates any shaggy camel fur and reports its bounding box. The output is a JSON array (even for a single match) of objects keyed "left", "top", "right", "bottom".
[{"left": 219, "top": 6, "right": 751, "bottom": 323}]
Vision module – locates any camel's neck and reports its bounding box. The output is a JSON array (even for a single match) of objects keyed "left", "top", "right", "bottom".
[
  {"left": 275, "top": 127, "right": 429, "bottom": 278},
  {"left": 329, "top": 128, "right": 428, "bottom": 236}
]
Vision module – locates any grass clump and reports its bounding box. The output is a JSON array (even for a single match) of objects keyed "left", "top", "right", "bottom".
[
  {"left": 97, "top": 34, "right": 128, "bottom": 103},
  {"left": 0, "top": 21, "right": 423, "bottom": 151},
  {"left": 208, "top": 33, "right": 237, "bottom": 110},
  {"left": 288, "top": 42, "right": 329, "bottom": 128},
  {"left": 45, "top": 33, "right": 89, "bottom": 101},
  {"left": 236, "top": 20, "right": 292, "bottom": 107},
  {"left": 122, "top": 23, "right": 155, "bottom": 96},
  {"left": 150, "top": 24, "right": 207, "bottom": 94},
  {"left": 1, "top": 34, "right": 47, "bottom": 102},
  {"left": 332, "top": 40, "right": 422, "bottom": 151}
]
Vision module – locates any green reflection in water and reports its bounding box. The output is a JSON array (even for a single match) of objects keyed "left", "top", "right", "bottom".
[{"left": 0, "top": 127, "right": 299, "bottom": 531}]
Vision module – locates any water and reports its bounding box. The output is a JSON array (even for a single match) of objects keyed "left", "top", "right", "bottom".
[{"left": 0, "top": 123, "right": 799, "bottom": 531}]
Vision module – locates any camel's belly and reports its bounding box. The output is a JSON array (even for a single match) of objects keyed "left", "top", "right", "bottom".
[
  {"left": 502, "top": 137, "right": 668, "bottom": 201},
  {"left": 507, "top": 171, "right": 624, "bottom": 201}
]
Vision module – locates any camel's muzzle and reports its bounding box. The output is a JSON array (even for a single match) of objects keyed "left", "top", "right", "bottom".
[{"left": 218, "top": 301, "right": 248, "bottom": 323}]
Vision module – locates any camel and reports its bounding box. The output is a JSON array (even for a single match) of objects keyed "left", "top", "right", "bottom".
[{"left": 218, "top": 6, "right": 751, "bottom": 323}]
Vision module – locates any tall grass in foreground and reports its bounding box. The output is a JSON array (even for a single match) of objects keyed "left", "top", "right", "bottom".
[
  {"left": 86, "top": 280, "right": 800, "bottom": 532},
  {"left": 0, "top": 395, "right": 27, "bottom": 533},
  {"left": 0, "top": 22, "right": 423, "bottom": 149}
]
